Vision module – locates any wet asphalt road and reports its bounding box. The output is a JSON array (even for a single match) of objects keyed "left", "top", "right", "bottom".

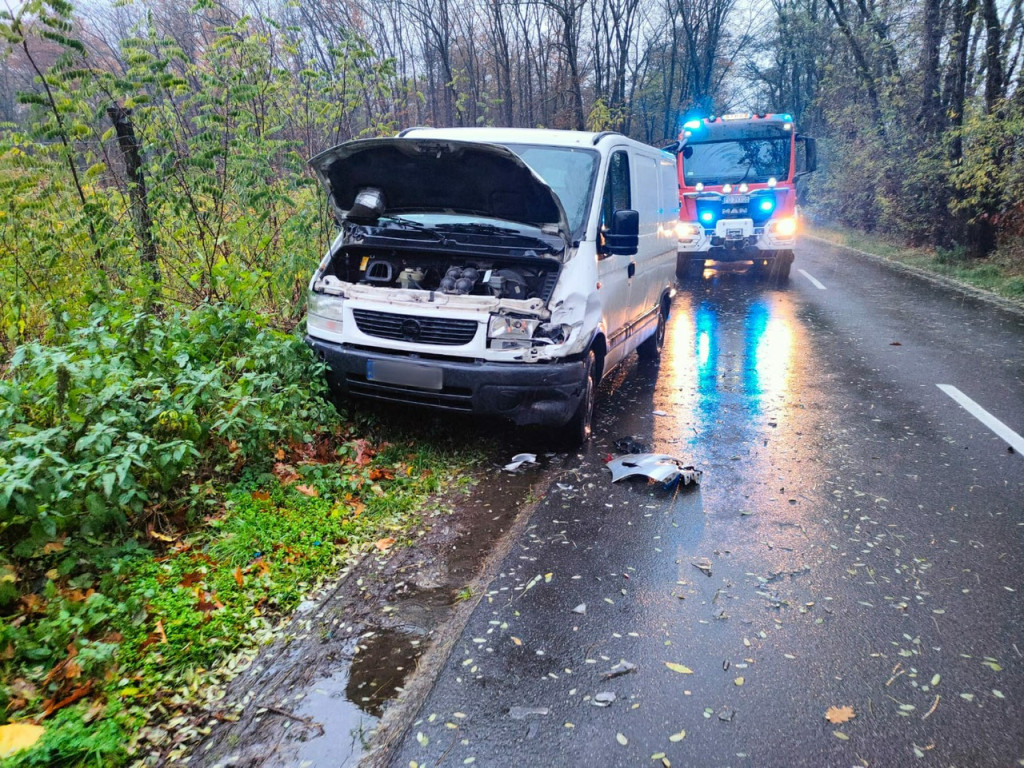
[{"left": 385, "top": 240, "right": 1024, "bottom": 768}]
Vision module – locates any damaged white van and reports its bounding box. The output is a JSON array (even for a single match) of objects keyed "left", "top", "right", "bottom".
[{"left": 305, "top": 127, "right": 679, "bottom": 445}]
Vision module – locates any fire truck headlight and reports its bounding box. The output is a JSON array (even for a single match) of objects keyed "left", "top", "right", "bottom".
[
  {"left": 767, "top": 177, "right": 778, "bottom": 188},
  {"left": 676, "top": 222, "right": 701, "bottom": 238},
  {"left": 773, "top": 217, "right": 797, "bottom": 237},
  {"left": 723, "top": 183, "right": 733, "bottom": 193},
  {"left": 739, "top": 183, "right": 749, "bottom": 193},
  {"left": 695, "top": 182, "right": 704, "bottom": 192}
]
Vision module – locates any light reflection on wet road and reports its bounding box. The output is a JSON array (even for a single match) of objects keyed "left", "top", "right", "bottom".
[{"left": 382, "top": 242, "right": 1024, "bottom": 768}]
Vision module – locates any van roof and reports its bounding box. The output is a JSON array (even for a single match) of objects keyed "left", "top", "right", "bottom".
[{"left": 399, "top": 126, "right": 633, "bottom": 150}]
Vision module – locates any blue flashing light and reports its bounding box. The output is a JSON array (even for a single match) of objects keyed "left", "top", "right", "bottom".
[
  {"left": 759, "top": 199, "right": 774, "bottom": 212},
  {"left": 700, "top": 211, "right": 715, "bottom": 223},
  {"left": 780, "top": 113, "right": 793, "bottom": 122},
  {"left": 683, "top": 119, "right": 702, "bottom": 130}
]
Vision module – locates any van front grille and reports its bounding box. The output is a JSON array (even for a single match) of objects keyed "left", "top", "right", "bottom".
[{"left": 352, "top": 309, "right": 478, "bottom": 346}]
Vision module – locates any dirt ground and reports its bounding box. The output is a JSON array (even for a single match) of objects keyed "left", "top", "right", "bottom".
[{"left": 187, "top": 455, "right": 564, "bottom": 768}]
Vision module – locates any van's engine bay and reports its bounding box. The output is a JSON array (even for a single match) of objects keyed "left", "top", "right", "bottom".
[{"left": 317, "top": 246, "right": 562, "bottom": 302}]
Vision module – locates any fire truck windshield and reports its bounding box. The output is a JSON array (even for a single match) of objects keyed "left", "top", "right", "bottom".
[{"left": 682, "top": 138, "right": 790, "bottom": 185}]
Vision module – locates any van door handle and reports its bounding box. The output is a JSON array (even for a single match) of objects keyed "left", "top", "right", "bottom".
[{"left": 627, "top": 262, "right": 636, "bottom": 278}]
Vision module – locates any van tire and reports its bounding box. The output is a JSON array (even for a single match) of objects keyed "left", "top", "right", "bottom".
[
  {"left": 562, "top": 350, "right": 598, "bottom": 449},
  {"left": 637, "top": 303, "right": 667, "bottom": 361}
]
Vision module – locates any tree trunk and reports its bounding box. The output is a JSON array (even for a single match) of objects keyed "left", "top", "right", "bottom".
[{"left": 107, "top": 105, "right": 160, "bottom": 284}]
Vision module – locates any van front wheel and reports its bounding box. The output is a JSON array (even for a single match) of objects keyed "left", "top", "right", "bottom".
[
  {"left": 563, "top": 350, "right": 597, "bottom": 448},
  {"left": 637, "top": 305, "right": 666, "bottom": 361}
]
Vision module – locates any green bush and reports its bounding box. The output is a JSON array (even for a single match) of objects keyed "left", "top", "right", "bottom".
[{"left": 0, "top": 303, "right": 338, "bottom": 560}]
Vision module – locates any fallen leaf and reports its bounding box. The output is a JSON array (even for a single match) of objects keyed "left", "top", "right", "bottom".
[
  {"left": 734, "top": 677, "right": 745, "bottom": 686},
  {"left": 295, "top": 484, "right": 319, "bottom": 497},
  {"left": 233, "top": 567, "right": 244, "bottom": 587},
  {"left": 832, "top": 731, "right": 849, "bottom": 740},
  {"left": 603, "top": 660, "right": 637, "bottom": 679},
  {"left": 825, "top": 705, "right": 855, "bottom": 724},
  {"left": 665, "top": 662, "right": 694, "bottom": 674},
  {"left": 0, "top": 723, "right": 45, "bottom": 758},
  {"left": 275, "top": 448, "right": 285, "bottom": 460},
  {"left": 251, "top": 491, "right": 270, "bottom": 501},
  {"left": 616, "top": 732, "right": 628, "bottom": 746},
  {"left": 511, "top": 636, "right": 522, "bottom": 646},
  {"left": 669, "top": 730, "right": 686, "bottom": 742},
  {"left": 374, "top": 537, "right": 396, "bottom": 551},
  {"left": 41, "top": 541, "right": 65, "bottom": 554}
]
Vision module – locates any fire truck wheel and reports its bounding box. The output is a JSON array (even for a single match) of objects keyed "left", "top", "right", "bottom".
[{"left": 677, "top": 255, "right": 706, "bottom": 280}]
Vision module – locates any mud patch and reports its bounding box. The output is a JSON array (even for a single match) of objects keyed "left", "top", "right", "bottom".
[{"left": 190, "top": 453, "right": 564, "bottom": 768}]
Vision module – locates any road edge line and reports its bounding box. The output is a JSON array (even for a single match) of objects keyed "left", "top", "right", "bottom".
[{"left": 937, "top": 384, "right": 1024, "bottom": 455}]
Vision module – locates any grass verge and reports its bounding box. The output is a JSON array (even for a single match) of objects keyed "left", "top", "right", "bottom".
[
  {"left": 0, "top": 303, "right": 480, "bottom": 766},
  {"left": 807, "top": 223, "right": 1024, "bottom": 308}
]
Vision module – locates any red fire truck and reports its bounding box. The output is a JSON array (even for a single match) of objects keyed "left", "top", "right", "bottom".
[{"left": 674, "top": 113, "right": 816, "bottom": 280}]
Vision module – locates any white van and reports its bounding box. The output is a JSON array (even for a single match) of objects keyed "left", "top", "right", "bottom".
[{"left": 305, "top": 127, "right": 679, "bottom": 445}]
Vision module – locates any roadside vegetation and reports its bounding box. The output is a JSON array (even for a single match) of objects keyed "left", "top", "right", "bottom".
[
  {"left": 0, "top": 300, "right": 477, "bottom": 765},
  {"left": 808, "top": 225, "right": 1024, "bottom": 306}
]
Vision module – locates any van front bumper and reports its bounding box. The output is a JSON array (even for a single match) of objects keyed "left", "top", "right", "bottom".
[{"left": 307, "top": 337, "right": 587, "bottom": 428}]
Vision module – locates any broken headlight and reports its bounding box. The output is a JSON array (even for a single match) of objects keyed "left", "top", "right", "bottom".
[{"left": 488, "top": 314, "right": 539, "bottom": 349}]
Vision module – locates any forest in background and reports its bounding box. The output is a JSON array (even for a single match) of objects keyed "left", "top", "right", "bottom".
[{"left": 1, "top": 0, "right": 1023, "bottom": 351}]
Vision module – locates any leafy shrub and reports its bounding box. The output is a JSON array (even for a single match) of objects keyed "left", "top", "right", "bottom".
[{"left": 0, "top": 302, "right": 338, "bottom": 560}]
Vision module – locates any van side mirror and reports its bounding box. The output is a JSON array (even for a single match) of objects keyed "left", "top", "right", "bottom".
[{"left": 604, "top": 209, "right": 639, "bottom": 255}]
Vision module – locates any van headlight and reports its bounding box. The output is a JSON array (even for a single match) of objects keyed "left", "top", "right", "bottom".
[
  {"left": 488, "top": 315, "right": 540, "bottom": 349},
  {"left": 307, "top": 291, "right": 345, "bottom": 336}
]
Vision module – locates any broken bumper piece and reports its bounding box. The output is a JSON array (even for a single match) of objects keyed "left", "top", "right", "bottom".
[{"left": 606, "top": 454, "right": 702, "bottom": 486}]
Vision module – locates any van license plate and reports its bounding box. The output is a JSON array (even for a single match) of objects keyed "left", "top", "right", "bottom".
[
  {"left": 723, "top": 195, "right": 749, "bottom": 204},
  {"left": 367, "top": 359, "right": 443, "bottom": 390}
]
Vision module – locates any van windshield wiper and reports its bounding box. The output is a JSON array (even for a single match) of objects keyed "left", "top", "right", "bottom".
[
  {"left": 378, "top": 215, "right": 430, "bottom": 230},
  {"left": 432, "top": 222, "right": 522, "bottom": 235}
]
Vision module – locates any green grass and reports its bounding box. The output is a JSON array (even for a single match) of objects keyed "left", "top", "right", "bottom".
[
  {"left": 2, "top": 436, "right": 475, "bottom": 767},
  {"left": 0, "top": 304, "right": 482, "bottom": 766},
  {"left": 806, "top": 223, "right": 1024, "bottom": 307}
]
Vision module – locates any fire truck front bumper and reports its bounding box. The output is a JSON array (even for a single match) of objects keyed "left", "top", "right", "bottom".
[{"left": 678, "top": 218, "right": 796, "bottom": 258}]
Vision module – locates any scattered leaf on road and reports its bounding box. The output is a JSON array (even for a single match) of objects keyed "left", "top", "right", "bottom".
[
  {"left": 665, "top": 662, "right": 694, "bottom": 674},
  {"left": 616, "top": 733, "right": 628, "bottom": 746},
  {"left": 669, "top": 730, "right": 686, "bottom": 742},
  {"left": 374, "top": 537, "right": 396, "bottom": 551},
  {"left": 825, "top": 706, "right": 855, "bottom": 724}
]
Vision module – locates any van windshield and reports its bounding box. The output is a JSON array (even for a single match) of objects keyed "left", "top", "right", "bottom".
[{"left": 499, "top": 144, "right": 599, "bottom": 238}]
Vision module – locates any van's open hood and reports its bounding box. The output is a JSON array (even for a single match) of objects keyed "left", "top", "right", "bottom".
[{"left": 309, "top": 138, "right": 572, "bottom": 247}]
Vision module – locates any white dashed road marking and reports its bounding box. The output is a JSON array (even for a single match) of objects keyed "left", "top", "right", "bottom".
[
  {"left": 937, "top": 384, "right": 1024, "bottom": 455},
  {"left": 798, "top": 269, "right": 826, "bottom": 290}
]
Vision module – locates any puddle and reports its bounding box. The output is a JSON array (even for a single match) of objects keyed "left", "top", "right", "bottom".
[
  {"left": 347, "top": 629, "right": 425, "bottom": 717},
  {"left": 290, "top": 665, "right": 377, "bottom": 768}
]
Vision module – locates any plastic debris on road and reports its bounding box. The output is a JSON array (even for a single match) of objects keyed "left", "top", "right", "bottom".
[
  {"left": 606, "top": 454, "right": 702, "bottom": 486},
  {"left": 503, "top": 453, "right": 537, "bottom": 472}
]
